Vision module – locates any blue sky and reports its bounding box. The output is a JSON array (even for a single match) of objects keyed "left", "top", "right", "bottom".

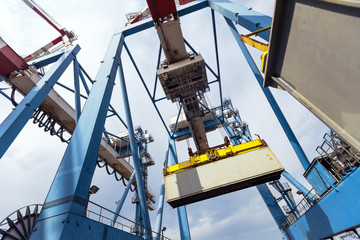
[{"left": 0, "top": 0, "right": 329, "bottom": 239}]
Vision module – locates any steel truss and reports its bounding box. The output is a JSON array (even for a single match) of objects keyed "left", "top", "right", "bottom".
[{"left": 1, "top": 1, "right": 359, "bottom": 240}]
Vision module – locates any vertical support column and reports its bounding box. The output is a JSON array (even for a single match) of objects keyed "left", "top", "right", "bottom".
[
  {"left": 134, "top": 140, "right": 146, "bottom": 237},
  {"left": 135, "top": 198, "right": 144, "bottom": 237},
  {"left": 224, "top": 17, "right": 311, "bottom": 171},
  {"left": 256, "top": 184, "right": 290, "bottom": 240},
  {"left": 0, "top": 88, "right": 11, "bottom": 101},
  {"left": 211, "top": 9, "right": 223, "bottom": 113},
  {"left": 73, "top": 59, "right": 81, "bottom": 123},
  {"left": 223, "top": 103, "right": 289, "bottom": 239},
  {"left": 0, "top": 45, "right": 80, "bottom": 159},
  {"left": 29, "top": 33, "right": 123, "bottom": 240},
  {"left": 168, "top": 138, "right": 191, "bottom": 240},
  {"left": 117, "top": 51, "right": 152, "bottom": 237},
  {"left": 112, "top": 172, "right": 135, "bottom": 226},
  {"left": 223, "top": 124, "right": 241, "bottom": 145},
  {"left": 275, "top": 180, "right": 298, "bottom": 215},
  {"left": 155, "top": 149, "right": 169, "bottom": 240}
]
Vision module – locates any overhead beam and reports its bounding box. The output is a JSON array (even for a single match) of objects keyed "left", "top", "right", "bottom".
[
  {"left": 209, "top": 0, "right": 272, "bottom": 41},
  {"left": 29, "top": 33, "right": 124, "bottom": 239},
  {"left": 0, "top": 45, "right": 80, "bottom": 159}
]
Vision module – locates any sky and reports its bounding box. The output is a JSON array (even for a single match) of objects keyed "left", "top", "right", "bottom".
[{"left": 0, "top": 0, "right": 330, "bottom": 239}]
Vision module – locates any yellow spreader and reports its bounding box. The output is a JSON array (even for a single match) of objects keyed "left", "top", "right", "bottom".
[{"left": 164, "top": 138, "right": 284, "bottom": 208}]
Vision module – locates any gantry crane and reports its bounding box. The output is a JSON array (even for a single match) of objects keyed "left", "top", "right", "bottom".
[
  {"left": 143, "top": 0, "right": 284, "bottom": 209},
  {"left": 1, "top": 0, "right": 360, "bottom": 239}
]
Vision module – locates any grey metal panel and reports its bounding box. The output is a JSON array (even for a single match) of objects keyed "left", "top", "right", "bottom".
[
  {"left": 164, "top": 147, "right": 284, "bottom": 208},
  {"left": 264, "top": 0, "right": 360, "bottom": 151}
]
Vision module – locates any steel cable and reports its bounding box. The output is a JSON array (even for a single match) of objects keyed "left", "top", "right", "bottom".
[
  {"left": 97, "top": 160, "right": 136, "bottom": 191},
  {"left": 10, "top": 87, "right": 18, "bottom": 107},
  {"left": 96, "top": 160, "right": 106, "bottom": 168},
  {"left": 31, "top": 108, "right": 70, "bottom": 142}
]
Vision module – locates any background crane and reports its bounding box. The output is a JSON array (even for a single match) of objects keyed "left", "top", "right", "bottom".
[{"left": 22, "top": 0, "right": 76, "bottom": 62}]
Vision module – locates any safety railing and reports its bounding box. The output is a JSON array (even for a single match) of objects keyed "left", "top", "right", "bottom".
[
  {"left": 316, "top": 133, "right": 360, "bottom": 180},
  {"left": 87, "top": 200, "right": 170, "bottom": 240},
  {"left": 282, "top": 188, "right": 320, "bottom": 228}
]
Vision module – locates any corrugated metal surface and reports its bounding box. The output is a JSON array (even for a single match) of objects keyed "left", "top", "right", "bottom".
[
  {"left": 164, "top": 147, "right": 284, "bottom": 208},
  {"left": 264, "top": 0, "right": 360, "bottom": 152},
  {"left": 304, "top": 158, "right": 337, "bottom": 196}
]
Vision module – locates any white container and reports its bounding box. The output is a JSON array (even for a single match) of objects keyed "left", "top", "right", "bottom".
[{"left": 164, "top": 147, "right": 284, "bottom": 208}]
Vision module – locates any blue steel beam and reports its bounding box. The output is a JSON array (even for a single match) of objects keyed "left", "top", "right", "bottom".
[
  {"left": 0, "top": 45, "right": 80, "bottom": 159},
  {"left": 257, "top": 184, "right": 290, "bottom": 240},
  {"left": 154, "top": 97, "right": 167, "bottom": 102},
  {"left": 224, "top": 17, "right": 311, "bottom": 171},
  {"left": 183, "top": 38, "right": 218, "bottom": 79},
  {"left": 79, "top": 64, "right": 128, "bottom": 129},
  {"left": 104, "top": 131, "right": 129, "bottom": 143},
  {"left": 276, "top": 180, "right": 298, "bottom": 215},
  {"left": 112, "top": 172, "right": 136, "bottom": 226},
  {"left": 223, "top": 99, "right": 252, "bottom": 142},
  {"left": 169, "top": 138, "right": 191, "bottom": 240},
  {"left": 211, "top": 9, "right": 224, "bottom": 115},
  {"left": 117, "top": 54, "right": 152, "bottom": 237},
  {"left": 286, "top": 168, "right": 360, "bottom": 239},
  {"left": 171, "top": 106, "right": 183, "bottom": 138},
  {"left": 155, "top": 149, "right": 169, "bottom": 240},
  {"left": 55, "top": 82, "right": 88, "bottom": 100},
  {"left": 29, "top": 33, "right": 123, "bottom": 240},
  {"left": 124, "top": 42, "right": 171, "bottom": 136},
  {"left": 79, "top": 69, "right": 90, "bottom": 94},
  {"left": 223, "top": 123, "right": 241, "bottom": 145},
  {"left": 152, "top": 44, "right": 162, "bottom": 100},
  {"left": 73, "top": 59, "right": 81, "bottom": 123},
  {"left": 171, "top": 117, "right": 221, "bottom": 140},
  {"left": 79, "top": 64, "right": 94, "bottom": 83},
  {"left": 209, "top": 0, "right": 272, "bottom": 41},
  {"left": 0, "top": 89, "right": 11, "bottom": 101},
  {"left": 223, "top": 16, "right": 309, "bottom": 239},
  {"left": 30, "top": 47, "right": 77, "bottom": 69},
  {"left": 223, "top": 103, "right": 289, "bottom": 239}
]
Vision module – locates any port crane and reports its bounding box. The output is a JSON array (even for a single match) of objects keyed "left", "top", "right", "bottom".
[{"left": 0, "top": 0, "right": 360, "bottom": 239}]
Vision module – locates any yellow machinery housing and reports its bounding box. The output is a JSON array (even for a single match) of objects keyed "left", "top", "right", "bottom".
[{"left": 164, "top": 139, "right": 284, "bottom": 208}]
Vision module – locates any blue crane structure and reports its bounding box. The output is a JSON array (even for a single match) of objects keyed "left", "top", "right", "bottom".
[{"left": 0, "top": 0, "right": 359, "bottom": 239}]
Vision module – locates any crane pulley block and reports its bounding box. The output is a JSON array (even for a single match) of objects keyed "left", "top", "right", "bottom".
[
  {"left": 164, "top": 139, "right": 284, "bottom": 208},
  {"left": 157, "top": 54, "right": 209, "bottom": 103}
]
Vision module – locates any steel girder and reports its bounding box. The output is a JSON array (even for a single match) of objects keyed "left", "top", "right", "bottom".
[{"left": 0, "top": 45, "right": 80, "bottom": 159}]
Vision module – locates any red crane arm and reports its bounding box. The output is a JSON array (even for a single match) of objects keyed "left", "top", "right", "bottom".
[{"left": 146, "top": 0, "right": 178, "bottom": 21}]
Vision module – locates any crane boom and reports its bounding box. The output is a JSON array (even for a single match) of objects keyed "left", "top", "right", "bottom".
[
  {"left": 22, "top": 0, "right": 76, "bottom": 62},
  {"left": 22, "top": 0, "right": 64, "bottom": 35}
]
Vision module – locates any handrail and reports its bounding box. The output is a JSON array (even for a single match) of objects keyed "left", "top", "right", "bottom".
[{"left": 87, "top": 200, "right": 171, "bottom": 240}]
